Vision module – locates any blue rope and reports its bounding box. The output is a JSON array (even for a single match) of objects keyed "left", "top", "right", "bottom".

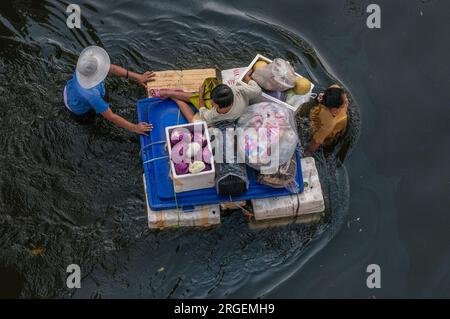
[
  {"left": 143, "top": 155, "right": 169, "bottom": 165},
  {"left": 142, "top": 140, "right": 166, "bottom": 151}
]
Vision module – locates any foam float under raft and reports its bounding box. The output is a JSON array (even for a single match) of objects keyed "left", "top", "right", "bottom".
[{"left": 143, "top": 157, "right": 324, "bottom": 230}]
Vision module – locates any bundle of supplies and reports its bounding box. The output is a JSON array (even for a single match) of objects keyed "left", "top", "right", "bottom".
[{"left": 237, "top": 102, "right": 299, "bottom": 172}]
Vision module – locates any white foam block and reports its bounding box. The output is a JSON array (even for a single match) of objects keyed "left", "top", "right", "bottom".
[
  {"left": 251, "top": 157, "right": 325, "bottom": 221},
  {"left": 147, "top": 205, "right": 221, "bottom": 229},
  {"left": 143, "top": 175, "right": 220, "bottom": 229},
  {"left": 249, "top": 212, "right": 323, "bottom": 230}
]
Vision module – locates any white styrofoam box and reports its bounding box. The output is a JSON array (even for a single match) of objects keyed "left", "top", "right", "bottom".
[
  {"left": 249, "top": 212, "right": 323, "bottom": 230},
  {"left": 221, "top": 68, "right": 247, "bottom": 86},
  {"left": 251, "top": 157, "right": 325, "bottom": 221},
  {"left": 165, "top": 122, "right": 215, "bottom": 193},
  {"left": 143, "top": 175, "right": 220, "bottom": 229},
  {"left": 237, "top": 54, "right": 315, "bottom": 113},
  {"left": 147, "top": 205, "right": 221, "bottom": 229}
]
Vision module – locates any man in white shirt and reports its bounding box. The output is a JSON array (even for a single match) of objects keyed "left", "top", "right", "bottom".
[{"left": 159, "top": 72, "right": 261, "bottom": 124}]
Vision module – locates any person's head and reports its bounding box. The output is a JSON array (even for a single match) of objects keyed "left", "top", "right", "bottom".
[
  {"left": 211, "top": 84, "right": 234, "bottom": 109},
  {"left": 76, "top": 46, "right": 111, "bottom": 89},
  {"left": 322, "top": 87, "right": 344, "bottom": 109}
]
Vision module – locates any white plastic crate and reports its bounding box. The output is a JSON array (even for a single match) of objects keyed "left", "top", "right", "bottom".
[
  {"left": 143, "top": 175, "right": 220, "bottom": 229},
  {"left": 165, "top": 122, "right": 215, "bottom": 193},
  {"left": 237, "top": 54, "right": 315, "bottom": 113},
  {"left": 251, "top": 157, "right": 325, "bottom": 221}
]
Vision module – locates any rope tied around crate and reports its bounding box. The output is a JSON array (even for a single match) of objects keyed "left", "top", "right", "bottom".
[
  {"left": 142, "top": 140, "right": 166, "bottom": 151},
  {"left": 227, "top": 196, "right": 254, "bottom": 219},
  {"left": 143, "top": 155, "right": 169, "bottom": 165}
]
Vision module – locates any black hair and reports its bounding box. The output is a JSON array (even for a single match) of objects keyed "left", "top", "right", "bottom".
[
  {"left": 211, "top": 84, "right": 234, "bottom": 108},
  {"left": 323, "top": 87, "right": 344, "bottom": 108}
]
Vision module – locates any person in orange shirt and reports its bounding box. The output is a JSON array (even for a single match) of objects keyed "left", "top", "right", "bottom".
[{"left": 305, "top": 85, "right": 349, "bottom": 155}]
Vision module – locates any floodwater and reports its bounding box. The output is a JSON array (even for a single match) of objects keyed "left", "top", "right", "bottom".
[{"left": 0, "top": 0, "right": 448, "bottom": 298}]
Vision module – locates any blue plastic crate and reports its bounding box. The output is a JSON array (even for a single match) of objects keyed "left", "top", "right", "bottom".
[{"left": 138, "top": 98, "right": 304, "bottom": 211}]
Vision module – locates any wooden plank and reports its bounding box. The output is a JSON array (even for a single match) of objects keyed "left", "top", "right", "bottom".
[{"left": 147, "top": 68, "right": 217, "bottom": 96}]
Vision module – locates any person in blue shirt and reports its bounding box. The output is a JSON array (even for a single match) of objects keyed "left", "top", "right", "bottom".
[{"left": 64, "top": 46, "right": 155, "bottom": 135}]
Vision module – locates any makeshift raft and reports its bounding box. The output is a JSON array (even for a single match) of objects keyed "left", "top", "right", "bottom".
[{"left": 139, "top": 66, "right": 325, "bottom": 229}]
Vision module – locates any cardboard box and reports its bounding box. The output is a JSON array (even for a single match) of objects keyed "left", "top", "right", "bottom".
[
  {"left": 165, "top": 122, "right": 215, "bottom": 193},
  {"left": 147, "top": 68, "right": 217, "bottom": 96},
  {"left": 237, "top": 54, "right": 315, "bottom": 113}
]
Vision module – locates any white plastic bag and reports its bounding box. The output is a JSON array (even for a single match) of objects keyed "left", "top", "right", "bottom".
[
  {"left": 237, "top": 102, "right": 299, "bottom": 172},
  {"left": 285, "top": 91, "right": 317, "bottom": 110},
  {"left": 256, "top": 153, "right": 300, "bottom": 192},
  {"left": 252, "top": 58, "right": 296, "bottom": 91}
]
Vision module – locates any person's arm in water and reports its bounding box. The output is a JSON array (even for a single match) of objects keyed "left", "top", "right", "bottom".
[
  {"left": 101, "top": 108, "right": 153, "bottom": 135},
  {"left": 305, "top": 141, "right": 321, "bottom": 155},
  {"left": 109, "top": 64, "right": 156, "bottom": 87},
  {"left": 173, "top": 99, "right": 195, "bottom": 123}
]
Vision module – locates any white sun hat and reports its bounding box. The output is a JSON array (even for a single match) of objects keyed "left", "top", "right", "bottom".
[{"left": 76, "top": 46, "right": 111, "bottom": 89}]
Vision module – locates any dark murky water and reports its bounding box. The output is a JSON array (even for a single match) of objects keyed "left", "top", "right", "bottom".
[{"left": 0, "top": 0, "right": 448, "bottom": 298}]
